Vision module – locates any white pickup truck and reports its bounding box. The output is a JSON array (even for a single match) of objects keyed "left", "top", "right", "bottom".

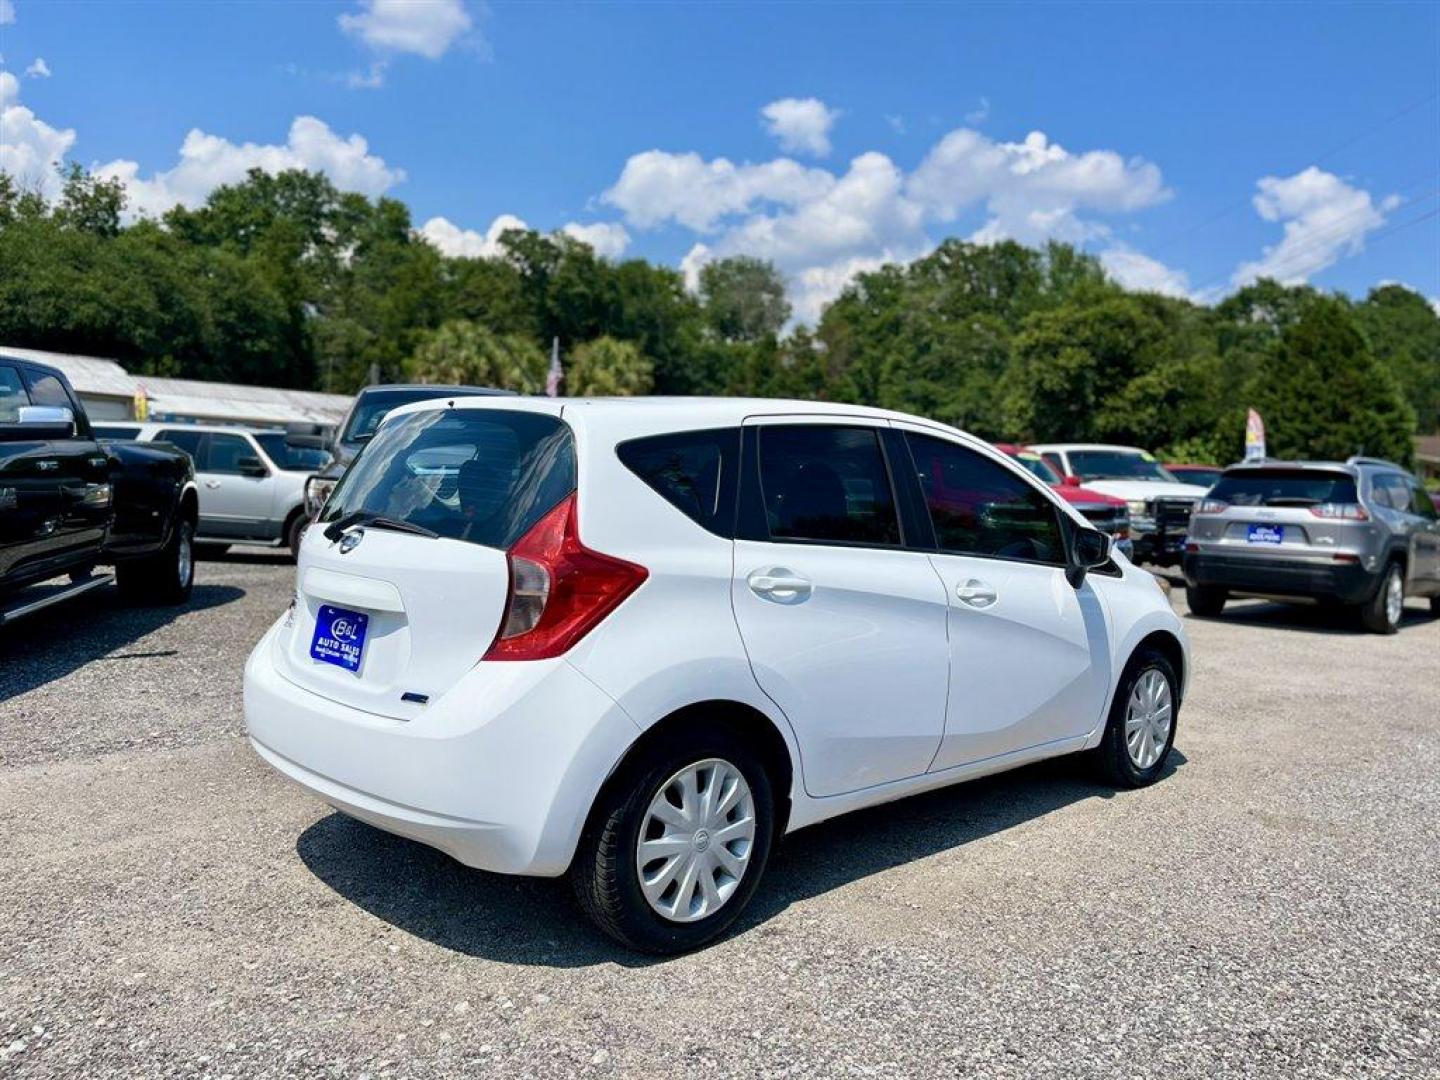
[{"left": 93, "top": 422, "right": 332, "bottom": 556}]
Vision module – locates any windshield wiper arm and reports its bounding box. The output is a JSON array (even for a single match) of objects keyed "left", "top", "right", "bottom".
[{"left": 323, "top": 511, "right": 439, "bottom": 541}]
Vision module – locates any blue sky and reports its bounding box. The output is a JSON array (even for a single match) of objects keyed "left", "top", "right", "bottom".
[{"left": 2, "top": 0, "right": 1437, "bottom": 321}]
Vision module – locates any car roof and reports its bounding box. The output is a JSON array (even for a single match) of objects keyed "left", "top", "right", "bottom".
[{"left": 120, "top": 422, "right": 289, "bottom": 437}]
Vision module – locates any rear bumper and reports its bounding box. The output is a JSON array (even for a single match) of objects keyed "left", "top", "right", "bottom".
[
  {"left": 243, "top": 621, "right": 639, "bottom": 876},
  {"left": 1183, "top": 551, "right": 1376, "bottom": 605}
]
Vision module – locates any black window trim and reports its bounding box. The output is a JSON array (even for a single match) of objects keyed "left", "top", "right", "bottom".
[
  {"left": 737, "top": 420, "right": 912, "bottom": 552},
  {"left": 19, "top": 363, "right": 91, "bottom": 438}
]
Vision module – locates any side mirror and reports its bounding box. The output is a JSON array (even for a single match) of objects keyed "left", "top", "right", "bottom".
[
  {"left": 237, "top": 454, "right": 269, "bottom": 478},
  {"left": 1066, "top": 524, "right": 1112, "bottom": 588},
  {"left": 1062, "top": 474, "right": 1082, "bottom": 487},
  {"left": 0, "top": 405, "right": 75, "bottom": 442}
]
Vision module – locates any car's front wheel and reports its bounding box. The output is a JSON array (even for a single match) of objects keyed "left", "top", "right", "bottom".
[
  {"left": 571, "top": 728, "right": 775, "bottom": 954},
  {"left": 1093, "top": 647, "right": 1179, "bottom": 788}
]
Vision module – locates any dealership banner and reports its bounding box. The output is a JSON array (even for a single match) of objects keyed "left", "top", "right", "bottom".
[{"left": 1244, "top": 408, "right": 1266, "bottom": 461}]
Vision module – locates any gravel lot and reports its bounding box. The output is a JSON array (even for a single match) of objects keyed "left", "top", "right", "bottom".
[{"left": 2, "top": 553, "right": 1437, "bottom": 1078}]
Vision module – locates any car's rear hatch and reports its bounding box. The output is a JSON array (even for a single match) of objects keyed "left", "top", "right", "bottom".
[
  {"left": 1190, "top": 468, "right": 1363, "bottom": 553},
  {"left": 273, "top": 403, "right": 574, "bottom": 719}
]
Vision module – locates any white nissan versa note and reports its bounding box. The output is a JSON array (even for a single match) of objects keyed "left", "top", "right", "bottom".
[{"left": 244, "top": 398, "right": 1189, "bottom": 953}]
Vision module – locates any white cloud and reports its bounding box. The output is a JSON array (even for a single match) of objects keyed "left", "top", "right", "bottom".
[
  {"left": 1230, "top": 166, "right": 1396, "bottom": 288},
  {"left": 420, "top": 213, "right": 526, "bottom": 257},
  {"left": 345, "top": 60, "right": 388, "bottom": 89},
  {"left": 1100, "top": 245, "right": 1192, "bottom": 298},
  {"left": 602, "top": 150, "right": 834, "bottom": 232},
  {"left": 885, "top": 114, "right": 906, "bottom": 136},
  {"left": 602, "top": 124, "right": 1169, "bottom": 324},
  {"left": 0, "top": 70, "right": 77, "bottom": 200},
  {"left": 561, "top": 220, "right": 630, "bottom": 258},
  {"left": 95, "top": 116, "right": 404, "bottom": 219},
  {"left": 0, "top": 1, "right": 14, "bottom": 25},
  {"left": 760, "top": 97, "right": 841, "bottom": 158},
  {"left": 24, "top": 57, "right": 49, "bottom": 79},
  {"left": 339, "top": 0, "right": 472, "bottom": 60},
  {"left": 964, "top": 96, "right": 990, "bottom": 125}
]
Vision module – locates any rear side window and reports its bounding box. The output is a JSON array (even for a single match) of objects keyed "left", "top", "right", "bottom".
[
  {"left": 0, "top": 366, "right": 29, "bottom": 423},
  {"left": 320, "top": 409, "right": 575, "bottom": 550},
  {"left": 158, "top": 429, "right": 204, "bottom": 460},
  {"left": 757, "top": 425, "right": 900, "bottom": 546},
  {"left": 617, "top": 428, "right": 739, "bottom": 536},
  {"left": 1410, "top": 480, "right": 1438, "bottom": 520},
  {"left": 905, "top": 432, "right": 1064, "bottom": 565},
  {"left": 1211, "top": 470, "right": 1357, "bottom": 507}
]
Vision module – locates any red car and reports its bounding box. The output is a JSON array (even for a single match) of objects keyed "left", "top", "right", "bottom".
[
  {"left": 994, "top": 444, "right": 1133, "bottom": 557},
  {"left": 1165, "top": 463, "right": 1224, "bottom": 490}
]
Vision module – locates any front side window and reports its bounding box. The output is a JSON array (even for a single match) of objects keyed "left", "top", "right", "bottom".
[
  {"left": 320, "top": 409, "right": 575, "bottom": 550},
  {"left": 617, "top": 428, "right": 739, "bottom": 536},
  {"left": 0, "top": 366, "right": 29, "bottom": 423},
  {"left": 757, "top": 425, "right": 900, "bottom": 546},
  {"left": 1010, "top": 451, "right": 1062, "bottom": 484},
  {"left": 906, "top": 433, "right": 1064, "bottom": 565}
]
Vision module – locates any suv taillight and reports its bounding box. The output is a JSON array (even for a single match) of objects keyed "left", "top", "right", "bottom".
[
  {"left": 1308, "top": 503, "right": 1369, "bottom": 521},
  {"left": 483, "top": 493, "right": 648, "bottom": 661},
  {"left": 1196, "top": 499, "right": 1228, "bottom": 514}
]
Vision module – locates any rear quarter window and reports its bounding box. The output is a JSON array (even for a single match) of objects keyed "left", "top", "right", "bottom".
[{"left": 616, "top": 428, "right": 740, "bottom": 537}]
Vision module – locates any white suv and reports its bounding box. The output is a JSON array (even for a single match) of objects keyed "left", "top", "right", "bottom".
[{"left": 244, "top": 399, "right": 1189, "bottom": 952}]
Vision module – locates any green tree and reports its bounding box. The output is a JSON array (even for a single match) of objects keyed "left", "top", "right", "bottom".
[
  {"left": 566, "top": 336, "right": 654, "bottom": 396},
  {"left": 699, "top": 256, "right": 790, "bottom": 343},
  {"left": 1251, "top": 297, "right": 1415, "bottom": 464},
  {"left": 1356, "top": 284, "right": 1440, "bottom": 433},
  {"left": 406, "top": 319, "right": 548, "bottom": 392}
]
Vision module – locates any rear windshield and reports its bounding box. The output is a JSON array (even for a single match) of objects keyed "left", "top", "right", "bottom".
[
  {"left": 253, "top": 432, "right": 333, "bottom": 472},
  {"left": 1210, "top": 469, "right": 1358, "bottom": 507},
  {"left": 319, "top": 409, "right": 575, "bottom": 549}
]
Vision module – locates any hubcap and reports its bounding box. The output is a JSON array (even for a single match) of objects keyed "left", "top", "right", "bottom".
[
  {"left": 177, "top": 524, "right": 193, "bottom": 587},
  {"left": 636, "top": 758, "right": 756, "bottom": 923},
  {"left": 1385, "top": 569, "right": 1403, "bottom": 627},
  {"left": 1124, "top": 668, "right": 1172, "bottom": 770}
]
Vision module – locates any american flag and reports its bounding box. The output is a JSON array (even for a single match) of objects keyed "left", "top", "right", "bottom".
[{"left": 545, "top": 336, "right": 563, "bottom": 397}]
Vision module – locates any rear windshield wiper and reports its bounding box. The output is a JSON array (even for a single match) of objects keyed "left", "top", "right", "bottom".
[{"left": 323, "top": 511, "right": 439, "bottom": 541}]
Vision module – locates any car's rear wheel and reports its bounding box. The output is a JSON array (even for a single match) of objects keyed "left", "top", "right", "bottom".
[
  {"left": 1185, "top": 584, "right": 1227, "bottom": 617},
  {"left": 286, "top": 512, "right": 308, "bottom": 560},
  {"left": 1359, "top": 562, "right": 1403, "bottom": 635},
  {"left": 1093, "top": 647, "right": 1178, "bottom": 788},
  {"left": 571, "top": 728, "right": 775, "bottom": 954}
]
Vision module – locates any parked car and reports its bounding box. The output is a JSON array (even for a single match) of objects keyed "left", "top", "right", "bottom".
[
  {"left": 1184, "top": 456, "right": 1440, "bottom": 632},
  {"left": 302, "top": 384, "right": 512, "bottom": 519},
  {"left": 994, "top": 443, "right": 1133, "bottom": 558},
  {"left": 1028, "top": 443, "right": 1210, "bottom": 567},
  {"left": 1, "top": 356, "right": 197, "bottom": 624},
  {"left": 94, "top": 423, "right": 331, "bottom": 556},
  {"left": 245, "top": 397, "right": 1190, "bottom": 953},
  {"left": 1165, "top": 463, "right": 1224, "bottom": 490}
]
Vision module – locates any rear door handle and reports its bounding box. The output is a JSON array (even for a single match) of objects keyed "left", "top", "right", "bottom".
[
  {"left": 955, "top": 578, "right": 998, "bottom": 608},
  {"left": 747, "top": 567, "right": 812, "bottom": 604},
  {"left": 204, "top": 480, "right": 222, "bottom": 489}
]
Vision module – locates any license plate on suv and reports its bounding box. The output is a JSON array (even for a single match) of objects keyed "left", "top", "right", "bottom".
[
  {"left": 1246, "top": 524, "right": 1284, "bottom": 545},
  {"left": 310, "top": 604, "right": 369, "bottom": 673}
]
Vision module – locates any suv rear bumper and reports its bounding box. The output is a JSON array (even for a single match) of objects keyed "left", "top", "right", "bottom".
[
  {"left": 1183, "top": 551, "right": 1376, "bottom": 605},
  {"left": 243, "top": 620, "right": 639, "bottom": 876}
]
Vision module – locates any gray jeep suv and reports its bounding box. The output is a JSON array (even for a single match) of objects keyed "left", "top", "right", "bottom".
[{"left": 1183, "top": 456, "right": 1440, "bottom": 633}]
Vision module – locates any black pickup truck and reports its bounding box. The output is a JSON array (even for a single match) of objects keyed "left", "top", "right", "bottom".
[{"left": 1, "top": 355, "right": 198, "bottom": 626}]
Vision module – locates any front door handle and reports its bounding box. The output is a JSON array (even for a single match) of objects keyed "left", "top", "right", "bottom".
[
  {"left": 204, "top": 480, "right": 222, "bottom": 490},
  {"left": 747, "top": 567, "right": 812, "bottom": 604},
  {"left": 955, "top": 578, "right": 998, "bottom": 608}
]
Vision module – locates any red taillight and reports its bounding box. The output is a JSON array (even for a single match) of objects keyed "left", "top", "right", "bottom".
[
  {"left": 1196, "top": 499, "right": 1228, "bottom": 514},
  {"left": 483, "top": 493, "right": 648, "bottom": 661},
  {"left": 1308, "top": 503, "right": 1369, "bottom": 521}
]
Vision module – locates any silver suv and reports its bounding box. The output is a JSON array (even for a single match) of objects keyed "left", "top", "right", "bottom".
[{"left": 1183, "top": 457, "right": 1440, "bottom": 633}]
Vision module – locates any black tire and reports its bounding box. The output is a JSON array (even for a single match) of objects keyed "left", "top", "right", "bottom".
[
  {"left": 1359, "top": 561, "right": 1403, "bottom": 635},
  {"left": 1092, "top": 647, "right": 1179, "bottom": 788},
  {"left": 116, "top": 517, "right": 195, "bottom": 606},
  {"left": 1430, "top": 594, "right": 1440, "bottom": 617},
  {"left": 1185, "top": 584, "right": 1227, "bottom": 617},
  {"left": 286, "top": 512, "right": 308, "bottom": 560},
  {"left": 570, "top": 726, "right": 776, "bottom": 954}
]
